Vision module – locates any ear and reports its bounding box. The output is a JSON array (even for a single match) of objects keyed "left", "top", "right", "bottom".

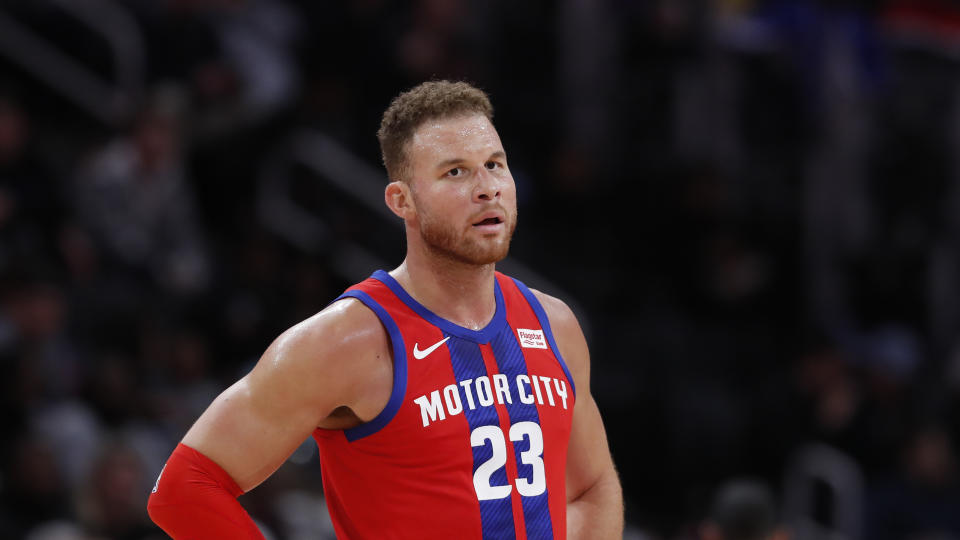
[{"left": 385, "top": 180, "right": 414, "bottom": 219}]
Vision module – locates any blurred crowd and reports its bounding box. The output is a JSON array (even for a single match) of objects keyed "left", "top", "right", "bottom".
[{"left": 3, "top": 0, "right": 960, "bottom": 539}]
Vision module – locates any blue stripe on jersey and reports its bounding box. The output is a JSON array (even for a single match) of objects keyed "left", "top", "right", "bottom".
[
  {"left": 336, "top": 290, "right": 408, "bottom": 442},
  {"left": 509, "top": 278, "right": 576, "bottom": 398},
  {"left": 447, "top": 336, "right": 516, "bottom": 540},
  {"left": 490, "top": 326, "right": 554, "bottom": 540}
]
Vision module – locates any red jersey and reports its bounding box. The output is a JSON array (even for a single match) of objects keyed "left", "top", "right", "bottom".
[{"left": 313, "top": 270, "right": 577, "bottom": 539}]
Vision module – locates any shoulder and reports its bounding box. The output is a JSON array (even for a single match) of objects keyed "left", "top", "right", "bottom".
[
  {"left": 529, "top": 288, "right": 590, "bottom": 386},
  {"left": 250, "top": 297, "right": 391, "bottom": 406},
  {"left": 269, "top": 297, "right": 385, "bottom": 362},
  {"left": 529, "top": 289, "right": 579, "bottom": 336}
]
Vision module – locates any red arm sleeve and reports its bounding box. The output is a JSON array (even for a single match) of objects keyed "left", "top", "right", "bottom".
[{"left": 147, "top": 443, "right": 265, "bottom": 540}]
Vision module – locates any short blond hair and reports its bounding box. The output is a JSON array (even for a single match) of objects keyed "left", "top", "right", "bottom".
[{"left": 377, "top": 80, "right": 493, "bottom": 182}]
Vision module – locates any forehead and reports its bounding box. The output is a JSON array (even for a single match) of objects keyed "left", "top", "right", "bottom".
[{"left": 407, "top": 114, "right": 503, "bottom": 166}]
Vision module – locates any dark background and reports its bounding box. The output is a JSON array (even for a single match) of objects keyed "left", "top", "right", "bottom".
[{"left": 1, "top": 0, "right": 960, "bottom": 539}]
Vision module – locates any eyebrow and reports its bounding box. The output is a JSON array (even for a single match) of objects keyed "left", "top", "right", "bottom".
[{"left": 435, "top": 151, "right": 506, "bottom": 170}]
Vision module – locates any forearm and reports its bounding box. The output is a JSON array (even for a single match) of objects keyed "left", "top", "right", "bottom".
[
  {"left": 147, "top": 443, "right": 265, "bottom": 539},
  {"left": 566, "top": 466, "right": 624, "bottom": 540}
]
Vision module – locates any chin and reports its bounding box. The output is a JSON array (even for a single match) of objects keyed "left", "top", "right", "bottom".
[
  {"left": 459, "top": 246, "right": 510, "bottom": 266},
  {"left": 429, "top": 239, "right": 510, "bottom": 266},
  {"left": 419, "top": 215, "right": 516, "bottom": 266},
  {"left": 472, "top": 248, "right": 510, "bottom": 265}
]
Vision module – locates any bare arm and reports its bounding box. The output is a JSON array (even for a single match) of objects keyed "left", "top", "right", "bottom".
[
  {"left": 535, "top": 291, "right": 623, "bottom": 539},
  {"left": 181, "top": 298, "right": 392, "bottom": 490},
  {"left": 149, "top": 299, "right": 390, "bottom": 537}
]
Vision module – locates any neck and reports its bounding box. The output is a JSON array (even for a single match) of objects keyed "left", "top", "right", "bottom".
[{"left": 390, "top": 249, "right": 498, "bottom": 331}]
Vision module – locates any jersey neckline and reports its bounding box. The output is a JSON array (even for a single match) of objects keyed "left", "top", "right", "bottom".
[{"left": 371, "top": 269, "right": 507, "bottom": 343}]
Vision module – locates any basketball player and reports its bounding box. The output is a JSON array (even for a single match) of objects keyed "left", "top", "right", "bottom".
[{"left": 147, "top": 80, "right": 623, "bottom": 539}]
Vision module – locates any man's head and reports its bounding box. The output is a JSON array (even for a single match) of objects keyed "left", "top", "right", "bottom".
[
  {"left": 378, "top": 80, "right": 494, "bottom": 183},
  {"left": 701, "top": 479, "right": 780, "bottom": 540},
  {"left": 380, "top": 81, "right": 516, "bottom": 266}
]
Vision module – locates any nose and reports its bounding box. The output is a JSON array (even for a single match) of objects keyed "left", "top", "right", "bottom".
[{"left": 473, "top": 167, "right": 502, "bottom": 202}]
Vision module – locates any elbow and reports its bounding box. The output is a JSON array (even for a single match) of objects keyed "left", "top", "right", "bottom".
[
  {"left": 146, "top": 464, "right": 166, "bottom": 522},
  {"left": 147, "top": 479, "right": 172, "bottom": 531},
  {"left": 570, "top": 465, "right": 622, "bottom": 505}
]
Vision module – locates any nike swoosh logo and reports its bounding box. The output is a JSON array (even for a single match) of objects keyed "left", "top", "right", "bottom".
[{"left": 413, "top": 336, "right": 451, "bottom": 360}]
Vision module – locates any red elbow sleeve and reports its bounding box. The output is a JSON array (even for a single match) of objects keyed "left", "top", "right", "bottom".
[{"left": 147, "top": 443, "right": 264, "bottom": 540}]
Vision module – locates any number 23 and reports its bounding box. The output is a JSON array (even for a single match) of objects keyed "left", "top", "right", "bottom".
[{"left": 470, "top": 421, "right": 546, "bottom": 501}]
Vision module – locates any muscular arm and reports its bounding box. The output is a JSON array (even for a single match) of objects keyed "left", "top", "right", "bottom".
[
  {"left": 535, "top": 291, "right": 623, "bottom": 539},
  {"left": 148, "top": 299, "right": 392, "bottom": 537}
]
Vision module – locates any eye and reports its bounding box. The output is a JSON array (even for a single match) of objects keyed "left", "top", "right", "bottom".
[
  {"left": 485, "top": 161, "right": 500, "bottom": 170},
  {"left": 446, "top": 167, "right": 463, "bottom": 177}
]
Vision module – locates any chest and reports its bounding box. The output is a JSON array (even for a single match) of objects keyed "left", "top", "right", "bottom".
[{"left": 365, "top": 317, "right": 575, "bottom": 471}]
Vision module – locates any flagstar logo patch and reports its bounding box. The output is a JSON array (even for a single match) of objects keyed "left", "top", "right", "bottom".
[{"left": 517, "top": 328, "right": 547, "bottom": 349}]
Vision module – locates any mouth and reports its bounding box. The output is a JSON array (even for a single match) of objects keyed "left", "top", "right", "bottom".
[{"left": 473, "top": 216, "right": 504, "bottom": 227}]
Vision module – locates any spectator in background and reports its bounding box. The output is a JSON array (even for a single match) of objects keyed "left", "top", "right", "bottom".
[
  {"left": 0, "top": 272, "right": 80, "bottom": 404},
  {"left": 700, "top": 479, "right": 786, "bottom": 540},
  {"left": 0, "top": 92, "right": 67, "bottom": 273},
  {"left": 396, "top": 0, "right": 481, "bottom": 83},
  {"left": 76, "top": 441, "right": 163, "bottom": 540},
  {"left": 0, "top": 435, "right": 72, "bottom": 539},
  {"left": 194, "top": 0, "right": 302, "bottom": 138},
  {"left": 865, "top": 423, "right": 960, "bottom": 540},
  {"left": 71, "top": 84, "right": 210, "bottom": 297}
]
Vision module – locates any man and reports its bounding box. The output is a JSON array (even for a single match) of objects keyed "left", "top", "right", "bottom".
[
  {"left": 147, "top": 80, "right": 622, "bottom": 539},
  {"left": 700, "top": 479, "right": 786, "bottom": 540}
]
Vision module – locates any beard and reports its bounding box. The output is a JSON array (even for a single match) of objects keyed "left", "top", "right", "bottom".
[{"left": 417, "top": 206, "right": 518, "bottom": 266}]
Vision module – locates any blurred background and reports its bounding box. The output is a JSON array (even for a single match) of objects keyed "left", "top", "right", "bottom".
[{"left": 1, "top": 0, "right": 960, "bottom": 539}]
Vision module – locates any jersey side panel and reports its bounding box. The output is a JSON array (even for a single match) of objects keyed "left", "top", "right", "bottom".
[{"left": 313, "top": 277, "right": 483, "bottom": 540}]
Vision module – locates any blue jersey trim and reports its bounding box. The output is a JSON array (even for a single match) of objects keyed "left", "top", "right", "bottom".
[
  {"left": 509, "top": 278, "right": 576, "bottom": 398},
  {"left": 336, "top": 290, "right": 408, "bottom": 442},
  {"left": 371, "top": 270, "right": 507, "bottom": 344}
]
